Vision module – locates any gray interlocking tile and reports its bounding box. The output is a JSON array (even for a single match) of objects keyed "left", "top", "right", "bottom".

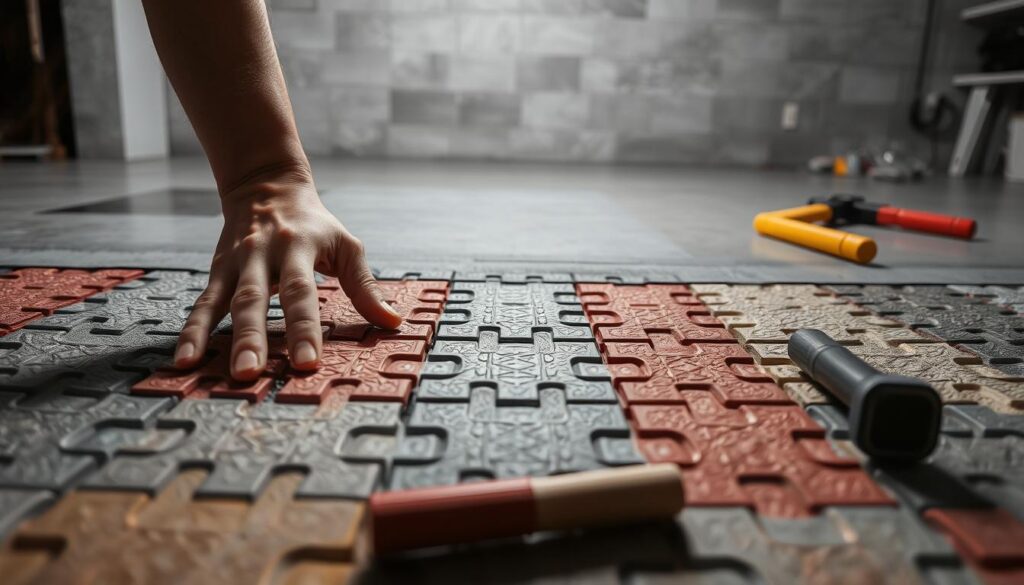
[
  {"left": 81, "top": 398, "right": 402, "bottom": 499},
  {"left": 793, "top": 400, "right": 1024, "bottom": 520},
  {"left": 389, "top": 386, "right": 642, "bottom": 489},
  {"left": 0, "top": 488, "right": 54, "bottom": 539},
  {"left": 678, "top": 506, "right": 977, "bottom": 585},
  {"left": 0, "top": 392, "right": 173, "bottom": 490},
  {"left": 830, "top": 284, "right": 1024, "bottom": 344},
  {"left": 950, "top": 285, "right": 1024, "bottom": 313},
  {"left": 419, "top": 330, "right": 616, "bottom": 403},
  {"left": 438, "top": 281, "right": 593, "bottom": 342}
]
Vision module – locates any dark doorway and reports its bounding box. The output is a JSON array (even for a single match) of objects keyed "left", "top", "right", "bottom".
[{"left": 0, "top": 0, "right": 75, "bottom": 159}]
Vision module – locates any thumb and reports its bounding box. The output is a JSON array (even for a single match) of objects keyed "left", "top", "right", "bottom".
[{"left": 335, "top": 236, "right": 403, "bottom": 330}]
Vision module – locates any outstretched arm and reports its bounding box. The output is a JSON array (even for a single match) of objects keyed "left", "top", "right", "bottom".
[{"left": 142, "top": 0, "right": 401, "bottom": 380}]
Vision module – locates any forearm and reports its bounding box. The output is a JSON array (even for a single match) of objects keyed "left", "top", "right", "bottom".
[{"left": 141, "top": 0, "right": 309, "bottom": 193}]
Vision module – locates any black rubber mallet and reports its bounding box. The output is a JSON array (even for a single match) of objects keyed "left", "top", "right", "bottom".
[{"left": 788, "top": 328, "right": 942, "bottom": 462}]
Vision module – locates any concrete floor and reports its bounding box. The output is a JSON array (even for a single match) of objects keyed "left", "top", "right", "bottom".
[{"left": 0, "top": 157, "right": 1022, "bottom": 283}]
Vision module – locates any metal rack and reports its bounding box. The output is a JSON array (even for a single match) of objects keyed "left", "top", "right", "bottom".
[{"left": 949, "top": 1, "right": 1024, "bottom": 176}]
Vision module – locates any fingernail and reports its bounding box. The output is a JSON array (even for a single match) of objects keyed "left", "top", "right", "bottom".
[
  {"left": 174, "top": 342, "right": 195, "bottom": 365},
  {"left": 294, "top": 341, "right": 317, "bottom": 366},
  {"left": 234, "top": 349, "right": 259, "bottom": 373},
  {"left": 384, "top": 303, "right": 402, "bottom": 321}
]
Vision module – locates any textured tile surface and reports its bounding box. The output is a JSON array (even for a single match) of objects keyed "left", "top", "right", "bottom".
[
  {"left": 0, "top": 268, "right": 142, "bottom": 334},
  {"left": 579, "top": 283, "right": 895, "bottom": 517},
  {"left": 389, "top": 386, "right": 642, "bottom": 489},
  {"left": 0, "top": 470, "right": 362, "bottom": 584},
  {"left": 1, "top": 269, "right": 1022, "bottom": 584}
]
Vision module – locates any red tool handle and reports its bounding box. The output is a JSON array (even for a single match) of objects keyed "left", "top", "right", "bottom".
[{"left": 875, "top": 206, "right": 977, "bottom": 239}]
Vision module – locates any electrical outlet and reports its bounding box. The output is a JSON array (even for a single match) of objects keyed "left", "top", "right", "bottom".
[{"left": 781, "top": 101, "right": 799, "bottom": 130}]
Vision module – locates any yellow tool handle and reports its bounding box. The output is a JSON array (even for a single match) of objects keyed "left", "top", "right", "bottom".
[{"left": 754, "top": 204, "right": 877, "bottom": 264}]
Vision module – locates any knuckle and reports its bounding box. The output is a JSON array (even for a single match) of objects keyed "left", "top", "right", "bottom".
[
  {"left": 241, "top": 233, "right": 265, "bottom": 252},
  {"left": 359, "top": 272, "right": 378, "bottom": 290},
  {"left": 192, "top": 292, "right": 221, "bottom": 310},
  {"left": 231, "top": 284, "right": 267, "bottom": 309},
  {"left": 249, "top": 200, "right": 273, "bottom": 216},
  {"left": 277, "top": 225, "right": 298, "bottom": 242},
  {"left": 344, "top": 236, "right": 365, "bottom": 257},
  {"left": 210, "top": 253, "right": 230, "bottom": 271},
  {"left": 278, "top": 275, "right": 314, "bottom": 301}
]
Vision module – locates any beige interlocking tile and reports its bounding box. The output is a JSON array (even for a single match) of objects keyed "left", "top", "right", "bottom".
[
  {"left": 691, "top": 284, "right": 927, "bottom": 345},
  {"left": 746, "top": 334, "right": 1024, "bottom": 414},
  {"left": 0, "top": 470, "right": 362, "bottom": 585}
]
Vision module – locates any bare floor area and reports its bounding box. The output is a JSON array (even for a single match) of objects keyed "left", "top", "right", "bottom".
[{"left": 1, "top": 158, "right": 1021, "bottom": 283}]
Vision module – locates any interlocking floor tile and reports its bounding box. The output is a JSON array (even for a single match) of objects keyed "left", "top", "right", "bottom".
[
  {"left": 603, "top": 333, "right": 791, "bottom": 406},
  {"left": 21, "top": 270, "right": 207, "bottom": 335},
  {"left": 951, "top": 285, "right": 1024, "bottom": 313},
  {"left": 0, "top": 324, "right": 175, "bottom": 396},
  {"left": 0, "top": 271, "right": 210, "bottom": 397},
  {"left": 692, "top": 284, "right": 928, "bottom": 345},
  {"left": 278, "top": 335, "right": 427, "bottom": 404},
  {"left": 632, "top": 402, "right": 893, "bottom": 516},
  {"left": 578, "top": 284, "right": 893, "bottom": 517},
  {"left": 134, "top": 279, "right": 447, "bottom": 405},
  {"left": 0, "top": 268, "right": 142, "bottom": 335},
  {"left": 572, "top": 272, "right": 680, "bottom": 284},
  {"left": 749, "top": 333, "right": 1024, "bottom": 414},
  {"left": 134, "top": 335, "right": 288, "bottom": 402},
  {"left": 829, "top": 285, "right": 1024, "bottom": 344},
  {"left": 452, "top": 271, "right": 574, "bottom": 283},
  {"left": 0, "top": 469, "right": 361, "bottom": 585},
  {"left": 676, "top": 506, "right": 975, "bottom": 585},
  {"left": 387, "top": 386, "right": 642, "bottom": 490},
  {"left": 438, "top": 281, "right": 592, "bottom": 342},
  {"left": 812, "top": 403, "right": 1024, "bottom": 521},
  {"left": 82, "top": 396, "right": 401, "bottom": 499},
  {"left": 318, "top": 278, "right": 447, "bottom": 341},
  {"left": 0, "top": 489, "right": 53, "bottom": 540},
  {"left": 0, "top": 390, "right": 174, "bottom": 491},
  {"left": 417, "top": 330, "right": 616, "bottom": 403},
  {"left": 373, "top": 268, "right": 455, "bottom": 281},
  {"left": 578, "top": 283, "right": 734, "bottom": 346},
  {"left": 925, "top": 507, "right": 1024, "bottom": 585},
  {"left": 2, "top": 269, "right": 1022, "bottom": 583},
  {"left": 830, "top": 284, "right": 1024, "bottom": 380}
]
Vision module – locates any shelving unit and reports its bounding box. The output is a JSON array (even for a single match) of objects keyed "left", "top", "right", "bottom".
[
  {"left": 954, "top": 71, "right": 1024, "bottom": 87},
  {"left": 961, "top": 0, "right": 1024, "bottom": 28},
  {"left": 949, "top": 2, "right": 1024, "bottom": 176}
]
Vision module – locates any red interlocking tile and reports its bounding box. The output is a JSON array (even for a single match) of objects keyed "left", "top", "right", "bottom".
[
  {"left": 133, "top": 279, "right": 446, "bottom": 404},
  {"left": 577, "top": 282, "right": 894, "bottom": 518},
  {"left": 138, "top": 335, "right": 426, "bottom": 404},
  {"left": 0, "top": 268, "right": 143, "bottom": 335},
  {"left": 925, "top": 508, "right": 1024, "bottom": 585},
  {"left": 133, "top": 336, "right": 288, "bottom": 402},
  {"left": 604, "top": 332, "right": 791, "bottom": 406},
  {"left": 577, "top": 283, "right": 733, "bottom": 346},
  {"left": 632, "top": 403, "right": 894, "bottom": 516},
  {"left": 317, "top": 278, "right": 447, "bottom": 341},
  {"left": 276, "top": 334, "right": 427, "bottom": 404}
]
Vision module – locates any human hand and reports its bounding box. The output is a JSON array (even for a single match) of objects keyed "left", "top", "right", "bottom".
[{"left": 173, "top": 166, "right": 402, "bottom": 380}]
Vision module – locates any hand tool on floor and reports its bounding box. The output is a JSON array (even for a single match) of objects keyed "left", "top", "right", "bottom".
[
  {"left": 810, "top": 194, "right": 977, "bottom": 239},
  {"left": 368, "top": 464, "right": 684, "bottom": 555},
  {"left": 788, "top": 329, "right": 942, "bottom": 462},
  {"left": 753, "top": 202, "right": 878, "bottom": 263},
  {"left": 753, "top": 194, "right": 978, "bottom": 264}
]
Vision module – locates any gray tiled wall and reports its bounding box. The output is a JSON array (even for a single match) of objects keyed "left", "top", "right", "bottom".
[
  {"left": 166, "top": 0, "right": 981, "bottom": 167},
  {"left": 62, "top": 0, "right": 124, "bottom": 158}
]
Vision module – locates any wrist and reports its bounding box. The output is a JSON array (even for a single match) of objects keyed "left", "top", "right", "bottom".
[{"left": 219, "top": 159, "right": 315, "bottom": 206}]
